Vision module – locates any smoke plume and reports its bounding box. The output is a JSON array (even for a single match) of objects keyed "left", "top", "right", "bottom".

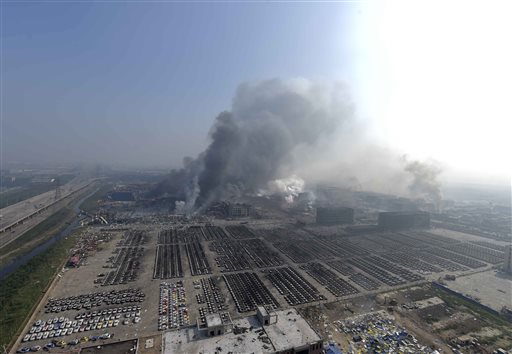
[
  {"left": 403, "top": 157, "right": 443, "bottom": 209},
  {"left": 155, "top": 79, "right": 353, "bottom": 210},
  {"left": 266, "top": 175, "right": 305, "bottom": 204},
  {"left": 154, "top": 78, "right": 443, "bottom": 212}
]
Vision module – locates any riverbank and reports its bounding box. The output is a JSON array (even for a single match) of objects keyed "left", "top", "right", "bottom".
[
  {"left": 79, "top": 183, "right": 111, "bottom": 213},
  {"left": 0, "top": 186, "right": 100, "bottom": 275},
  {"left": 0, "top": 207, "right": 75, "bottom": 269},
  {"left": 0, "top": 230, "right": 80, "bottom": 349},
  {"left": 0, "top": 185, "right": 107, "bottom": 351}
]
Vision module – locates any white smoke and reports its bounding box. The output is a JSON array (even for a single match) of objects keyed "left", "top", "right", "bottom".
[
  {"left": 174, "top": 200, "right": 186, "bottom": 214},
  {"left": 174, "top": 176, "right": 200, "bottom": 215},
  {"left": 267, "top": 175, "right": 305, "bottom": 203},
  {"left": 157, "top": 78, "right": 443, "bottom": 209}
]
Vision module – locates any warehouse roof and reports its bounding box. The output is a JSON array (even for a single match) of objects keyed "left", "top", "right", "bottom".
[{"left": 163, "top": 309, "right": 321, "bottom": 354}]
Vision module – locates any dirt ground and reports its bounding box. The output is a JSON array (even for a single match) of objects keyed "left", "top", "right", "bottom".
[
  {"left": 299, "top": 294, "right": 452, "bottom": 353},
  {"left": 300, "top": 283, "right": 512, "bottom": 354}
]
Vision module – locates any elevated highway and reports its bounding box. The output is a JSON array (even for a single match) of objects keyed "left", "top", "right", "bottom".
[{"left": 0, "top": 179, "right": 97, "bottom": 249}]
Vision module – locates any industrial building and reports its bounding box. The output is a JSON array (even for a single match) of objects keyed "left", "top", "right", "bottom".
[
  {"left": 378, "top": 211, "right": 430, "bottom": 230},
  {"left": 316, "top": 207, "right": 354, "bottom": 225},
  {"left": 503, "top": 245, "right": 512, "bottom": 274},
  {"left": 163, "top": 308, "right": 323, "bottom": 354},
  {"left": 108, "top": 191, "right": 135, "bottom": 202},
  {"left": 228, "top": 203, "right": 252, "bottom": 217}
]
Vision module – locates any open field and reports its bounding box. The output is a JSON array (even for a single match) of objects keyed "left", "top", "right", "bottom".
[
  {"left": 0, "top": 230, "right": 80, "bottom": 350},
  {"left": 0, "top": 207, "right": 75, "bottom": 269},
  {"left": 79, "top": 184, "right": 112, "bottom": 214},
  {"left": 1, "top": 184, "right": 59, "bottom": 209},
  {"left": 0, "top": 175, "right": 75, "bottom": 209},
  {"left": 0, "top": 178, "right": 88, "bottom": 230},
  {"left": 0, "top": 180, "right": 96, "bottom": 250}
]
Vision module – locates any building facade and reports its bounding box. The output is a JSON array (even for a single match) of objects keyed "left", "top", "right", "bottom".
[
  {"left": 316, "top": 207, "right": 354, "bottom": 225},
  {"left": 378, "top": 211, "right": 430, "bottom": 230}
]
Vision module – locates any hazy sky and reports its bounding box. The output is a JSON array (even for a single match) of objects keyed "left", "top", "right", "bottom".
[
  {"left": 4, "top": 3, "right": 353, "bottom": 165},
  {"left": 3, "top": 1, "right": 511, "bottom": 184}
]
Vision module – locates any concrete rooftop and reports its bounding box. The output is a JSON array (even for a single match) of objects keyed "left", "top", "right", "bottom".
[{"left": 163, "top": 309, "right": 321, "bottom": 354}]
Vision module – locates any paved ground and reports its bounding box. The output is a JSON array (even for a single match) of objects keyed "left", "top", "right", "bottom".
[
  {"left": 80, "top": 339, "right": 137, "bottom": 353},
  {"left": 442, "top": 269, "right": 512, "bottom": 312},
  {"left": 11, "top": 219, "right": 509, "bottom": 353},
  {"left": 11, "top": 221, "right": 347, "bottom": 353}
]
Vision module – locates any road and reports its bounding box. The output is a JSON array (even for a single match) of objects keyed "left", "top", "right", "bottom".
[{"left": 0, "top": 178, "right": 96, "bottom": 249}]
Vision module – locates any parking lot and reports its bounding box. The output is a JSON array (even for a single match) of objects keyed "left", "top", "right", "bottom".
[
  {"left": 12, "top": 227, "right": 162, "bottom": 353},
  {"left": 12, "top": 220, "right": 505, "bottom": 353}
]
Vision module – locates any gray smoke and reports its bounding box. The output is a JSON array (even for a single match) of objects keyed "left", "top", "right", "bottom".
[
  {"left": 266, "top": 175, "right": 305, "bottom": 204},
  {"left": 194, "top": 78, "right": 354, "bottom": 207},
  {"left": 403, "top": 157, "right": 442, "bottom": 209},
  {"left": 155, "top": 78, "right": 443, "bottom": 212}
]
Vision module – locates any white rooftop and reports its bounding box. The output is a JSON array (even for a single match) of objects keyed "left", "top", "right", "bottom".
[
  {"left": 264, "top": 309, "right": 321, "bottom": 351},
  {"left": 164, "top": 316, "right": 274, "bottom": 354},
  {"left": 257, "top": 305, "right": 269, "bottom": 317},
  {"left": 206, "top": 313, "right": 223, "bottom": 327},
  {"left": 163, "top": 309, "right": 321, "bottom": 354}
]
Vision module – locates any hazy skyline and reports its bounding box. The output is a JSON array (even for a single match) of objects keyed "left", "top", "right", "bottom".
[
  {"left": 4, "top": 3, "right": 353, "bottom": 165},
  {"left": 3, "top": 2, "right": 511, "bottom": 185}
]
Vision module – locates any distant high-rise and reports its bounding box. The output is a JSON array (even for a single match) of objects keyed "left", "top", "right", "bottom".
[
  {"left": 503, "top": 245, "right": 512, "bottom": 274},
  {"left": 316, "top": 207, "right": 354, "bottom": 225},
  {"left": 378, "top": 211, "right": 430, "bottom": 230}
]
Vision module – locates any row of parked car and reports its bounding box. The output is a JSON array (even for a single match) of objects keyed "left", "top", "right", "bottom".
[
  {"left": 23, "top": 306, "right": 141, "bottom": 343},
  {"left": 17, "top": 334, "right": 113, "bottom": 352},
  {"left": 45, "top": 288, "right": 145, "bottom": 313},
  {"left": 158, "top": 282, "right": 189, "bottom": 331},
  {"left": 75, "top": 304, "right": 141, "bottom": 320}
]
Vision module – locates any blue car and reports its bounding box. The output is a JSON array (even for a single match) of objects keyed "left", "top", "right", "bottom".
[{"left": 16, "top": 348, "right": 30, "bottom": 353}]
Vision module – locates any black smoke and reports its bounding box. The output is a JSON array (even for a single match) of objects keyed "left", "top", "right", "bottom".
[
  {"left": 155, "top": 79, "right": 354, "bottom": 211},
  {"left": 154, "top": 78, "right": 443, "bottom": 213}
]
